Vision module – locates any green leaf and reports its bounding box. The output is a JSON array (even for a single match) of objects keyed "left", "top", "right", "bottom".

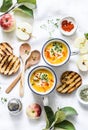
[
  {"left": 14, "top": 5, "right": 33, "bottom": 17},
  {"left": 54, "top": 110, "right": 66, "bottom": 124},
  {"left": 60, "top": 107, "right": 78, "bottom": 117},
  {"left": 17, "top": 0, "right": 36, "bottom": 5},
  {"left": 17, "top": 0, "right": 36, "bottom": 9},
  {"left": 43, "top": 128, "right": 50, "bottom": 130},
  {"left": 54, "top": 120, "right": 76, "bottom": 130},
  {"left": 23, "top": 3, "right": 36, "bottom": 9},
  {"left": 84, "top": 33, "right": 88, "bottom": 40},
  {"left": 44, "top": 106, "right": 55, "bottom": 129},
  {"left": 54, "top": 128, "right": 65, "bottom": 130},
  {"left": 0, "top": 0, "right": 13, "bottom": 12}
]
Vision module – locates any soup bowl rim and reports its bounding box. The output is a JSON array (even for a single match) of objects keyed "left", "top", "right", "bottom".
[
  {"left": 42, "top": 38, "right": 71, "bottom": 67},
  {"left": 28, "top": 65, "right": 57, "bottom": 96}
]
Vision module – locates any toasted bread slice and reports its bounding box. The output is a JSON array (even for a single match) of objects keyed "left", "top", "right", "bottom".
[
  {"left": 56, "top": 71, "right": 82, "bottom": 94},
  {"left": 0, "top": 42, "right": 13, "bottom": 56},
  {"left": 0, "top": 54, "right": 4, "bottom": 61},
  {"left": 0, "top": 55, "right": 20, "bottom": 75},
  {"left": 0, "top": 42, "right": 20, "bottom": 75},
  {"left": 56, "top": 84, "right": 67, "bottom": 92},
  {"left": 61, "top": 71, "right": 77, "bottom": 84}
]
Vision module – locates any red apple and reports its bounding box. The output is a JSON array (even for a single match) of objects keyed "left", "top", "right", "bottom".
[
  {"left": 26, "top": 103, "right": 42, "bottom": 119},
  {"left": 0, "top": 13, "right": 16, "bottom": 32}
]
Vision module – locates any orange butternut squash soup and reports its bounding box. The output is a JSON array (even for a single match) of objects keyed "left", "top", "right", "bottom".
[
  {"left": 44, "top": 41, "right": 69, "bottom": 65},
  {"left": 30, "top": 69, "right": 54, "bottom": 93}
]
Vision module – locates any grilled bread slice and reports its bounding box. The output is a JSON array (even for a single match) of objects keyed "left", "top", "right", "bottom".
[
  {"left": 0, "top": 42, "right": 20, "bottom": 75},
  {"left": 0, "top": 55, "right": 20, "bottom": 75},
  {"left": 0, "top": 42, "right": 13, "bottom": 56},
  {"left": 56, "top": 71, "right": 82, "bottom": 94}
]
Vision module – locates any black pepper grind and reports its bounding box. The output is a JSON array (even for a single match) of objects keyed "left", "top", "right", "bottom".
[{"left": 8, "top": 98, "right": 22, "bottom": 115}]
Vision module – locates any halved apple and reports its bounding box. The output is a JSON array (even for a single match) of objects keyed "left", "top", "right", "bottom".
[
  {"left": 77, "top": 55, "right": 88, "bottom": 71},
  {"left": 74, "top": 37, "right": 88, "bottom": 54},
  {"left": 16, "top": 22, "right": 32, "bottom": 41},
  {"left": 74, "top": 37, "right": 85, "bottom": 48}
]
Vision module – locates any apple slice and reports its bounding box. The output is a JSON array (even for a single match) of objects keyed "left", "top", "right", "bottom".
[
  {"left": 16, "top": 22, "right": 32, "bottom": 41},
  {"left": 74, "top": 37, "right": 88, "bottom": 54},
  {"left": 79, "top": 39, "right": 88, "bottom": 54},
  {"left": 77, "top": 55, "right": 88, "bottom": 71},
  {"left": 74, "top": 37, "right": 85, "bottom": 48},
  {"left": 82, "top": 40, "right": 88, "bottom": 53}
]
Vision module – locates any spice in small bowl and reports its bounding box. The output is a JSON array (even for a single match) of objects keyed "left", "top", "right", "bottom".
[
  {"left": 76, "top": 85, "right": 88, "bottom": 105},
  {"left": 8, "top": 98, "right": 22, "bottom": 115},
  {"left": 60, "top": 16, "right": 77, "bottom": 36}
]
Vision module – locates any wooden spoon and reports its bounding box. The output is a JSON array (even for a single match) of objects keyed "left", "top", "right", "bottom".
[
  {"left": 20, "top": 43, "right": 31, "bottom": 97},
  {"left": 5, "top": 50, "right": 41, "bottom": 94},
  {"left": 26, "top": 50, "right": 41, "bottom": 69}
]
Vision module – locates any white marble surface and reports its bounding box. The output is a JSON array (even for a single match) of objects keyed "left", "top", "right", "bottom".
[{"left": 0, "top": 0, "right": 88, "bottom": 130}]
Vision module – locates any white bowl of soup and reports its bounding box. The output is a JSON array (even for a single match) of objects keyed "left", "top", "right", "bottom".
[
  {"left": 42, "top": 38, "right": 71, "bottom": 67},
  {"left": 28, "top": 66, "right": 57, "bottom": 96}
]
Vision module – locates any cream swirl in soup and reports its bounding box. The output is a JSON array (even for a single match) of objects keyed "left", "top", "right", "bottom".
[
  {"left": 30, "top": 69, "right": 54, "bottom": 93},
  {"left": 44, "top": 41, "right": 69, "bottom": 65}
]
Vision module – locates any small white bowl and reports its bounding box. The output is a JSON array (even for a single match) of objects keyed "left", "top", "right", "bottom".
[
  {"left": 76, "top": 85, "right": 88, "bottom": 105},
  {"left": 60, "top": 16, "right": 77, "bottom": 36}
]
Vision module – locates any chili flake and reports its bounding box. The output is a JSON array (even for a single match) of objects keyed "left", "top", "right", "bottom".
[{"left": 61, "top": 20, "right": 74, "bottom": 32}]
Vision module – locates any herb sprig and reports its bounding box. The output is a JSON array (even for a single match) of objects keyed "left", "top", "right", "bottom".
[
  {"left": 25, "top": 50, "right": 30, "bottom": 55},
  {"left": 1, "top": 97, "right": 7, "bottom": 104},
  {"left": 84, "top": 33, "right": 88, "bottom": 40},
  {"left": 53, "top": 42, "right": 62, "bottom": 52},
  {"left": 50, "top": 42, "right": 63, "bottom": 55},
  {"left": 40, "top": 73, "right": 48, "bottom": 82},
  {"left": 40, "top": 18, "right": 60, "bottom": 37}
]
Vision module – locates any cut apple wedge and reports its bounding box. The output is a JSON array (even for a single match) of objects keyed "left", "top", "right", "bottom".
[
  {"left": 80, "top": 39, "right": 88, "bottom": 54},
  {"left": 16, "top": 22, "right": 32, "bottom": 41},
  {"left": 74, "top": 37, "right": 88, "bottom": 54},
  {"left": 74, "top": 37, "right": 86, "bottom": 48},
  {"left": 77, "top": 55, "right": 88, "bottom": 71}
]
